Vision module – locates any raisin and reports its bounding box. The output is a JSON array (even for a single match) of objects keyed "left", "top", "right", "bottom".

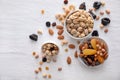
[
  {"left": 79, "top": 2, "right": 86, "bottom": 10},
  {"left": 89, "top": 10, "right": 96, "bottom": 19},
  {"left": 52, "top": 22, "right": 56, "bottom": 27},
  {"left": 42, "top": 57, "right": 47, "bottom": 62},
  {"left": 93, "top": 1, "right": 102, "bottom": 9},
  {"left": 46, "top": 21, "right": 51, "bottom": 27},
  {"left": 92, "top": 30, "right": 99, "bottom": 36},
  {"left": 29, "top": 34, "right": 38, "bottom": 41},
  {"left": 64, "top": 0, "right": 68, "bottom": 4},
  {"left": 101, "top": 17, "right": 111, "bottom": 26}
]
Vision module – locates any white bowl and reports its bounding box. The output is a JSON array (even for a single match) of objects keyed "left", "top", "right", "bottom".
[
  {"left": 64, "top": 10, "right": 94, "bottom": 40},
  {"left": 78, "top": 37, "right": 109, "bottom": 68}
]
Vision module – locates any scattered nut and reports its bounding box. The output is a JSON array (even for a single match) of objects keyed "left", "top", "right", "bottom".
[
  {"left": 61, "top": 40, "right": 68, "bottom": 45},
  {"left": 35, "top": 54, "right": 39, "bottom": 59},
  {"left": 48, "top": 74, "right": 52, "bottom": 79},
  {"left": 100, "top": 24, "right": 104, "bottom": 29},
  {"left": 45, "top": 66, "right": 49, "bottom": 70},
  {"left": 67, "top": 56, "right": 72, "bottom": 64},
  {"left": 41, "top": 9, "right": 45, "bottom": 14},
  {"left": 65, "top": 48, "right": 68, "bottom": 52},
  {"left": 42, "top": 73, "right": 47, "bottom": 78},
  {"left": 101, "top": 1, "right": 105, "bottom": 6},
  {"left": 74, "top": 51, "right": 78, "bottom": 58},
  {"left": 56, "top": 25, "right": 64, "bottom": 29},
  {"left": 38, "top": 67, "right": 42, "bottom": 72},
  {"left": 58, "top": 35, "right": 64, "bottom": 40},
  {"left": 58, "top": 29, "right": 64, "bottom": 35},
  {"left": 58, "top": 67, "right": 62, "bottom": 71},
  {"left": 104, "top": 28, "right": 108, "bottom": 33},
  {"left": 96, "top": 16, "right": 100, "bottom": 20},
  {"left": 100, "top": 11, "right": 104, "bottom": 15},
  {"left": 32, "top": 52, "right": 36, "bottom": 56},
  {"left": 37, "top": 29, "right": 42, "bottom": 34},
  {"left": 68, "top": 44, "right": 75, "bottom": 49},
  {"left": 39, "top": 61, "right": 43, "bottom": 65},
  {"left": 105, "top": 9, "right": 110, "bottom": 14},
  {"left": 48, "top": 28, "right": 54, "bottom": 35},
  {"left": 35, "top": 69, "right": 39, "bottom": 74}
]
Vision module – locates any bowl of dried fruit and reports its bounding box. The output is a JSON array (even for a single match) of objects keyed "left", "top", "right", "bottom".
[
  {"left": 41, "top": 41, "right": 59, "bottom": 63},
  {"left": 78, "top": 37, "right": 108, "bottom": 67},
  {"left": 65, "top": 10, "right": 94, "bottom": 40}
]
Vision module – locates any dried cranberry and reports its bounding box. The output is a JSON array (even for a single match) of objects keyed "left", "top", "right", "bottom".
[
  {"left": 79, "top": 2, "right": 86, "bottom": 10},
  {"left": 101, "top": 17, "right": 111, "bottom": 26},
  {"left": 64, "top": 0, "right": 68, "bottom": 4}
]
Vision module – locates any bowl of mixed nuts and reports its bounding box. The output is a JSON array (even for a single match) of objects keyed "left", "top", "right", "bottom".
[
  {"left": 41, "top": 41, "right": 59, "bottom": 63},
  {"left": 79, "top": 37, "right": 108, "bottom": 67},
  {"left": 65, "top": 10, "right": 94, "bottom": 39}
]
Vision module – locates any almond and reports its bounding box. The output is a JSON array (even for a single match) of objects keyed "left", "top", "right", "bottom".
[
  {"left": 68, "top": 44, "right": 75, "bottom": 49},
  {"left": 48, "top": 28, "right": 54, "bottom": 35},
  {"left": 58, "top": 35, "right": 64, "bottom": 40},
  {"left": 58, "top": 29, "right": 64, "bottom": 35},
  {"left": 56, "top": 25, "right": 63, "bottom": 29},
  {"left": 67, "top": 56, "right": 72, "bottom": 64},
  {"left": 74, "top": 51, "right": 78, "bottom": 58},
  {"left": 79, "top": 44, "right": 83, "bottom": 50}
]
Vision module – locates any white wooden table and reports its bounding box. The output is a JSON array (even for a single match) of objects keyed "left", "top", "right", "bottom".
[{"left": 0, "top": 0, "right": 120, "bottom": 80}]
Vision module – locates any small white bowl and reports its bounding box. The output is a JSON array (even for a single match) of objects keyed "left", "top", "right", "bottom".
[{"left": 64, "top": 10, "right": 94, "bottom": 40}]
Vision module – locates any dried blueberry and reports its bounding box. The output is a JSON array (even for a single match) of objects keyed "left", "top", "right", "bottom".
[
  {"left": 89, "top": 10, "right": 96, "bottom": 19},
  {"left": 46, "top": 21, "right": 51, "bottom": 27},
  {"left": 93, "top": 1, "right": 102, "bottom": 9},
  {"left": 79, "top": 2, "right": 86, "bottom": 10},
  {"left": 42, "top": 57, "right": 47, "bottom": 62},
  {"left": 101, "top": 17, "right": 111, "bottom": 26},
  {"left": 92, "top": 30, "right": 99, "bottom": 36},
  {"left": 29, "top": 34, "right": 38, "bottom": 41}
]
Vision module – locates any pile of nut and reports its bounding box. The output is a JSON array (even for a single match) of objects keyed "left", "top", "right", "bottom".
[
  {"left": 42, "top": 43, "right": 59, "bottom": 62},
  {"left": 66, "top": 10, "right": 94, "bottom": 38},
  {"left": 79, "top": 38, "right": 108, "bottom": 66}
]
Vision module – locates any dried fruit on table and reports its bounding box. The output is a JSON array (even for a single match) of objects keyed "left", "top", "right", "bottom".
[
  {"left": 93, "top": 1, "right": 102, "bottom": 10},
  {"left": 83, "top": 49, "right": 97, "bottom": 56},
  {"left": 97, "top": 55, "right": 104, "bottom": 63},
  {"left": 101, "top": 17, "right": 110, "bottom": 26},
  {"left": 91, "top": 39, "right": 97, "bottom": 50},
  {"left": 46, "top": 21, "right": 51, "bottom": 27},
  {"left": 29, "top": 34, "right": 38, "bottom": 41},
  {"left": 79, "top": 2, "right": 86, "bottom": 10},
  {"left": 67, "top": 56, "right": 72, "bottom": 64}
]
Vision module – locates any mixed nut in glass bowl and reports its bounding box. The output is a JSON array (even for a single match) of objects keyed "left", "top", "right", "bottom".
[
  {"left": 41, "top": 42, "right": 59, "bottom": 62},
  {"left": 65, "top": 10, "right": 94, "bottom": 39},
  {"left": 79, "top": 37, "right": 108, "bottom": 67}
]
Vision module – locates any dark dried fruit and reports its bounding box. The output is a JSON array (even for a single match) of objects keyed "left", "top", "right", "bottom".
[
  {"left": 29, "top": 34, "right": 38, "bottom": 41},
  {"left": 64, "top": 0, "right": 68, "bottom": 4},
  {"left": 42, "top": 57, "right": 47, "bottom": 62},
  {"left": 101, "top": 17, "right": 111, "bottom": 26},
  {"left": 93, "top": 1, "right": 102, "bottom": 9},
  {"left": 92, "top": 30, "right": 99, "bottom": 36},
  {"left": 89, "top": 10, "right": 96, "bottom": 19},
  {"left": 52, "top": 22, "right": 56, "bottom": 27},
  {"left": 79, "top": 2, "right": 86, "bottom": 10},
  {"left": 46, "top": 21, "right": 51, "bottom": 27}
]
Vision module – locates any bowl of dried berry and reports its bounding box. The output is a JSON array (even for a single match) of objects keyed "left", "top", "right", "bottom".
[
  {"left": 78, "top": 37, "right": 108, "bottom": 67},
  {"left": 41, "top": 41, "right": 59, "bottom": 63},
  {"left": 65, "top": 10, "right": 94, "bottom": 39}
]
